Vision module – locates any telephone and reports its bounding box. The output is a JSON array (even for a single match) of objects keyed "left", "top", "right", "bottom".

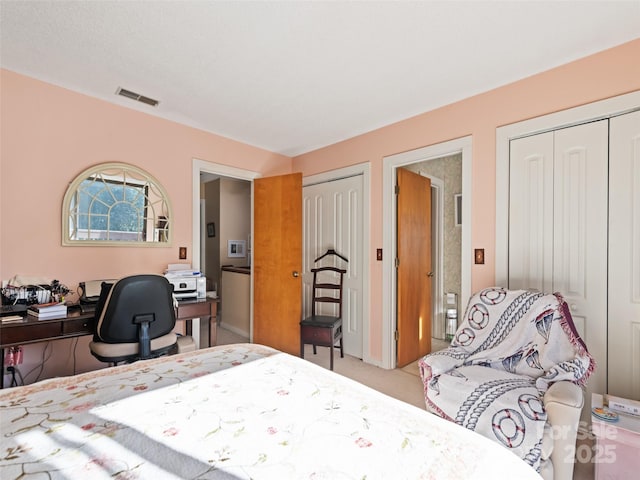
[{"left": 79, "top": 280, "right": 115, "bottom": 305}]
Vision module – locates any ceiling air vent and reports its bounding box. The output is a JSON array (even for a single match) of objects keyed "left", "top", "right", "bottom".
[{"left": 115, "top": 87, "right": 159, "bottom": 107}]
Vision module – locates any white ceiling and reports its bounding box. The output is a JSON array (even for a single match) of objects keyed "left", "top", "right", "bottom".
[{"left": 2, "top": 1, "right": 639, "bottom": 157}]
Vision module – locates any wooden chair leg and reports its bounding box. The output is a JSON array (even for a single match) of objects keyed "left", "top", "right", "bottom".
[
  {"left": 329, "top": 341, "right": 334, "bottom": 370},
  {"left": 339, "top": 337, "right": 344, "bottom": 358},
  {"left": 300, "top": 336, "right": 304, "bottom": 359},
  {"left": 313, "top": 344, "right": 317, "bottom": 355}
]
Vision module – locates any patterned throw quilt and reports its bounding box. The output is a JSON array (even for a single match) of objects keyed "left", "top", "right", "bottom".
[
  {"left": 419, "top": 288, "right": 595, "bottom": 473},
  {"left": 0, "top": 343, "right": 542, "bottom": 479}
]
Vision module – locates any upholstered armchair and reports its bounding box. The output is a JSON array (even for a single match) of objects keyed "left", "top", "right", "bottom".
[{"left": 419, "top": 288, "right": 594, "bottom": 480}]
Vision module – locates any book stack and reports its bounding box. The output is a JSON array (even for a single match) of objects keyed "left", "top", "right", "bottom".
[{"left": 27, "top": 302, "right": 68, "bottom": 319}]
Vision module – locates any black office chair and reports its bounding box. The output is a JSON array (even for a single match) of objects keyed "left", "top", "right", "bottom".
[
  {"left": 300, "top": 265, "right": 347, "bottom": 370},
  {"left": 89, "top": 274, "right": 184, "bottom": 364}
]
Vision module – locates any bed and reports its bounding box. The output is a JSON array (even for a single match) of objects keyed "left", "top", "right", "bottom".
[{"left": 0, "top": 344, "right": 541, "bottom": 479}]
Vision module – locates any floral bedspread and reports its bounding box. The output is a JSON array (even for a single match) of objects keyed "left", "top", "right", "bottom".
[{"left": 1, "top": 343, "right": 540, "bottom": 479}]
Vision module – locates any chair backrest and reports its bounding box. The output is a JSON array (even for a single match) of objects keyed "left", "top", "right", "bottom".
[
  {"left": 94, "top": 274, "right": 176, "bottom": 344},
  {"left": 310, "top": 266, "right": 347, "bottom": 317}
]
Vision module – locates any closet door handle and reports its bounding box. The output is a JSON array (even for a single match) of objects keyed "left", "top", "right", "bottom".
[{"left": 292, "top": 271, "right": 300, "bottom": 278}]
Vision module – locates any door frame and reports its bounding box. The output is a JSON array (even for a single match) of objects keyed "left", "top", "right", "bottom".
[
  {"left": 302, "top": 162, "right": 372, "bottom": 364},
  {"left": 495, "top": 90, "right": 640, "bottom": 285},
  {"left": 427, "top": 176, "right": 445, "bottom": 341},
  {"left": 382, "top": 136, "right": 472, "bottom": 369},
  {"left": 192, "top": 158, "right": 261, "bottom": 338}
]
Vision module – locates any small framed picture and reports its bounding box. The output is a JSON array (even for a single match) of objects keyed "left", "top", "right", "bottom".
[
  {"left": 207, "top": 222, "right": 215, "bottom": 237},
  {"left": 228, "top": 240, "right": 246, "bottom": 258}
]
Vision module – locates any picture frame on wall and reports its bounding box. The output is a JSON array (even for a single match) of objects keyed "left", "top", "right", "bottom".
[
  {"left": 207, "top": 222, "right": 215, "bottom": 237},
  {"left": 228, "top": 240, "right": 246, "bottom": 258}
]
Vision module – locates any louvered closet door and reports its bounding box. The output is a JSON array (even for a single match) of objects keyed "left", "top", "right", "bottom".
[
  {"left": 509, "top": 120, "right": 608, "bottom": 402},
  {"left": 609, "top": 110, "right": 640, "bottom": 401}
]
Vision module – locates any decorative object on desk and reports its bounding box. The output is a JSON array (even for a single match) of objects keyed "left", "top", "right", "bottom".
[
  {"left": 207, "top": 222, "right": 215, "bottom": 237},
  {"left": 2, "top": 277, "right": 70, "bottom": 306},
  {"left": 27, "top": 302, "right": 68, "bottom": 319},
  {"left": 49, "top": 279, "right": 70, "bottom": 303},
  {"left": 592, "top": 407, "right": 619, "bottom": 422}
]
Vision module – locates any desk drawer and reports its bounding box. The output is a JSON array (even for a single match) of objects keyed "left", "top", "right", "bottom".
[
  {"left": 1, "top": 322, "right": 61, "bottom": 345},
  {"left": 177, "top": 302, "right": 211, "bottom": 320},
  {"left": 62, "top": 317, "right": 94, "bottom": 335}
]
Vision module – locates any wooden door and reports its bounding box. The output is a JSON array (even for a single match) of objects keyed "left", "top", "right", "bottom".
[
  {"left": 253, "top": 173, "right": 302, "bottom": 355},
  {"left": 608, "top": 110, "right": 640, "bottom": 400},
  {"left": 302, "top": 175, "right": 364, "bottom": 358},
  {"left": 396, "top": 168, "right": 432, "bottom": 367}
]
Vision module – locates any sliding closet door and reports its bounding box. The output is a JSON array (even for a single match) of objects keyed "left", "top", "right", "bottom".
[{"left": 609, "top": 110, "right": 640, "bottom": 401}]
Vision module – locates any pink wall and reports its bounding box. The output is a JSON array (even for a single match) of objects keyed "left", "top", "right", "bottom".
[
  {"left": 0, "top": 69, "right": 292, "bottom": 383},
  {"left": 292, "top": 39, "right": 640, "bottom": 361},
  {"left": 1, "top": 69, "right": 292, "bottom": 286}
]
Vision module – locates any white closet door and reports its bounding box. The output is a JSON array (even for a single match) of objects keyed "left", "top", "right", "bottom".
[
  {"left": 303, "top": 175, "right": 364, "bottom": 358},
  {"left": 553, "top": 120, "right": 609, "bottom": 401},
  {"left": 508, "top": 132, "right": 554, "bottom": 292},
  {"left": 509, "top": 120, "right": 608, "bottom": 405},
  {"left": 609, "top": 110, "right": 640, "bottom": 401}
]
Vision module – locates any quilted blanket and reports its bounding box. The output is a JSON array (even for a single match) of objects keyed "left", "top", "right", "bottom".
[
  {"left": 1, "top": 343, "right": 542, "bottom": 479},
  {"left": 419, "top": 288, "right": 595, "bottom": 472}
]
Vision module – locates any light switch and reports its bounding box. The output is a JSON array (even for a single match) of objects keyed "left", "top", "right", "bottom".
[
  {"left": 474, "top": 248, "right": 485, "bottom": 264},
  {"left": 179, "top": 247, "right": 187, "bottom": 260}
]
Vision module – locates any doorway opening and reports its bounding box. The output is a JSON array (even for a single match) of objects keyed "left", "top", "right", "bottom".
[{"left": 192, "top": 159, "right": 260, "bottom": 340}]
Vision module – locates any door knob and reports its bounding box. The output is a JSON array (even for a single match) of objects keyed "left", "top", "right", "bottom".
[
  {"left": 292, "top": 271, "right": 300, "bottom": 278},
  {"left": 427, "top": 272, "right": 434, "bottom": 277}
]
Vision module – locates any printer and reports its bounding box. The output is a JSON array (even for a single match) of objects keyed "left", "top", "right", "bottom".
[{"left": 164, "top": 264, "right": 205, "bottom": 300}]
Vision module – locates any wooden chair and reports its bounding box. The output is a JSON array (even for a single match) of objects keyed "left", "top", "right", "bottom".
[{"left": 300, "top": 265, "right": 346, "bottom": 370}]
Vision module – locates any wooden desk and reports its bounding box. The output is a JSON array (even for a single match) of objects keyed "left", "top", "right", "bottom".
[
  {"left": 0, "top": 297, "right": 219, "bottom": 388},
  {"left": 175, "top": 297, "right": 219, "bottom": 348}
]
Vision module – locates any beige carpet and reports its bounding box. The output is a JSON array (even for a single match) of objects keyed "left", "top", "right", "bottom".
[
  {"left": 216, "top": 326, "right": 427, "bottom": 410},
  {"left": 401, "top": 359, "right": 421, "bottom": 377}
]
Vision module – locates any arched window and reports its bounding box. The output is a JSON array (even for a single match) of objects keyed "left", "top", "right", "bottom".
[{"left": 62, "top": 163, "right": 172, "bottom": 246}]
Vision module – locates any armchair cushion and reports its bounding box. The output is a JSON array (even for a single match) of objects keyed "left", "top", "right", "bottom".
[{"left": 419, "top": 288, "right": 594, "bottom": 473}]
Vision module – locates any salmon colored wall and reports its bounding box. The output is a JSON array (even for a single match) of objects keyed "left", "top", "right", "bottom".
[
  {"left": 0, "top": 69, "right": 291, "bottom": 286},
  {"left": 0, "top": 69, "right": 291, "bottom": 383},
  {"left": 292, "top": 39, "right": 640, "bottom": 362}
]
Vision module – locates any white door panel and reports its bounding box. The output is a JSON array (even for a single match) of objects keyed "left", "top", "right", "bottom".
[
  {"left": 509, "top": 120, "right": 608, "bottom": 411},
  {"left": 553, "top": 121, "right": 609, "bottom": 400},
  {"left": 303, "top": 176, "right": 364, "bottom": 358},
  {"left": 609, "top": 110, "right": 640, "bottom": 400},
  {"left": 509, "top": 132, "right": 554, "bottom": 292}
]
